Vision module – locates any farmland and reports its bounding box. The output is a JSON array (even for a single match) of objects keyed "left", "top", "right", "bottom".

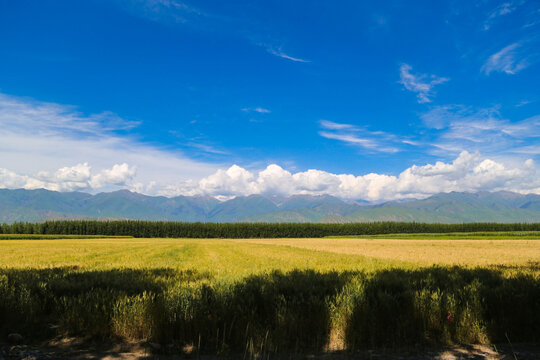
[{"left": 1, "top": 234, "right": 540, "bottom": 356}]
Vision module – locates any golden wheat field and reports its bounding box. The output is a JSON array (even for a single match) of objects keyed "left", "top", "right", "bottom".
[
  {"left": 233, "top": 237, "right": 540, "bottom": 267},
  {"left": 2, "top": 236, "right": 539, "bottom": 272}
]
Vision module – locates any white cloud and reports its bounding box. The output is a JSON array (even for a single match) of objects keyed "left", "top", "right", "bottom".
[
  {"left": 160, "top": 151, "right": 538, "bottom": 200},
  {"left": 186, "top": 142, "right": 229, "bottom": 155},
  {"left": 2, "top": 92, "right": 539, "bottom": 201},
  {"left": 422, "top": 106, "right": 540, "bottom": 156},
  {"left": 516, "top": 100, "right": 533, "bottom": 107},
  {"left": 198, "top": 165, "right": 258, "bottom": 196},
  {"left": 266, "top": 47, "right": 309, "bottom": 63},
  {"left": 0, "top": 92, "right": 221, "bottom": 193},
  {"left": 0, "top": 163, "right": 136, "bottom": 192},
  {"left": 54, "top": 163, "right": 92, "bottom": 182},
  {"left": 89, "top": 163, "right": 137, "bottom": 189},
  {"left": 399, "top": 64, "right": 449, "bottom": 103},
  {"left": 0, "top": 93, "right": 139, "bottom": 137},
  {"left": 483, "top": 2, "right": 517, "bottom": 30},
  {"left": 0, "top": 168, "right": 33, "bottom": 190},
  {"left": 318, "top": 120, "right": 407, "bottom": 153},
  {"left": 1, "top": 153, "right": 538, "bottom": 201},
  {"left": 481, "top": 43, "right": 529, "bottom": 75},
  {"left": 319, "top": 120, "right": 355, "bottom": 130},
  {"left": 319, "top": 131, "right": 384, "bottom": 150},
  {"left": 119, "top": 0, "right": 207, "bottom": 25},
  {"left": 242, "top": 107, "right": 271, "bottom": 114}
]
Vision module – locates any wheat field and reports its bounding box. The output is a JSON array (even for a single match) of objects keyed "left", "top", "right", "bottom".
[{"left": 1, "top": 235, "right": 539, "bottom": 354}]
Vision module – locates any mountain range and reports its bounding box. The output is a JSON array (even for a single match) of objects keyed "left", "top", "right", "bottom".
[{"left": 0, "top": 188, "right": 539, "bottom": 224}]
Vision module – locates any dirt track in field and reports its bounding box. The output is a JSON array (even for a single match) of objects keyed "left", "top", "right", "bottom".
[{"left": 2, "top": 339, "right": 539, "bottom": 359}]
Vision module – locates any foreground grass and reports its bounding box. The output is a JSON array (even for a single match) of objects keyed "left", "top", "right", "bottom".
[{"left": 1, "top": 236, "right": 539, "bottom": 355}]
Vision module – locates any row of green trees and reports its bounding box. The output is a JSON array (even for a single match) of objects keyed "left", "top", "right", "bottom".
[{"left": 1, "top": 220, "right": 539, "bottom": 238}]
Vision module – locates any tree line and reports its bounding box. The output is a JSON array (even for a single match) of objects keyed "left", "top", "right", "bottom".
[{"left": 1, "top": 220, "right": 539, "bottom": 238}]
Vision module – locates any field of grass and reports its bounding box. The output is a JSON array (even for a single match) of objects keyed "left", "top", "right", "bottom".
[
  {"left": 1, "top": 235, "right": 539, "bottom": 356},
  {"left": 241, "top": 237, "right": 540, "bottom": 266},
  {"left": 327, "top": 231, "right": 540, "bottom": 239},
  {"left": 0, "top": 234, "right": 133, "bottom": 240}
]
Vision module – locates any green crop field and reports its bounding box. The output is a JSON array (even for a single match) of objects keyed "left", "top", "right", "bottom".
[{"left": 1, "top": 235, "right": 539, "bottom": 356}]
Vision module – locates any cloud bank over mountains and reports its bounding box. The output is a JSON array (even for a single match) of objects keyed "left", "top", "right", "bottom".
[
  {"left": 0, "top": 163, "right": 136, "bottom": 193},
  {"left": 1, "top": 151, "right": 538, "bottom": 202},
  {"left": 0, "top": 90, "right": 539, "bottom": 202}
]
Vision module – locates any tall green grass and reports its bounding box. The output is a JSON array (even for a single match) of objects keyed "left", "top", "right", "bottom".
[{"left": 1, "top": 266, "right": 539, "bottom": 354}]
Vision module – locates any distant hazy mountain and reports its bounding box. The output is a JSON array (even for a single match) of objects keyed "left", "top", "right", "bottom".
[
  {"left": 0, "top": 188, "right": 539, "bottom": 224},
  {"left": 326, "top": 191, "right": 540, "bottom": 224}
]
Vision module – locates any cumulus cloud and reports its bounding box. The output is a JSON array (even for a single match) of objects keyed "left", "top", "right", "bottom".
[
  {"left": 0, "top": 163, "right": 137, "bottom": 192},
  {"left": 481, "top": 43, "right": 529, "bottom": 75},
  {"left": 141, "top": 151, "right": 539, "bottom": 201},
  {"left": 199, "top": 165, "right": 258, "bottom": 196},
  {"left": 89, "top": 163, "right": 137, "bottom": 189},
  {"left": 54, "top": 163, "right": 92, "bottom": 182},
  {"left": 0, "top": 168, "right": 34, "bottom": 190},
  {"left": 1, "top": 152, "right": 538, "bottom": 200},
  {"left": 399, "top": 64, "right": 449, "bottom": 103}
]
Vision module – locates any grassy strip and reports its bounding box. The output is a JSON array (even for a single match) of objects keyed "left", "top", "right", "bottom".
[
  {"left": 326, "top": 231, "right": 540, "bottom": 240},
  {"left": 0, "top": 234, "right": 133, "bottom": 240}
]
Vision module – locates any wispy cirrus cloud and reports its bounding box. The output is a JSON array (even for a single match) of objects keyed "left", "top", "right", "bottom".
[
  {"left": 0, "top": 92, "right": 220, "bottom": 193},
  {"left": 242, "top": 107, "right": 271, "bottom": 114},
  {"left": 0, "top": 93, "right": 140, "bottom": 137},
  {"left": 186, "top": 142, "right": 229, "bottom": 155},
  {"left": 516, "top": 99, "right": 533, "bottom": 107},
  {"left": 119, "top": 0, "right": 211, "bottom": 25},
  {"left": 399, "top": 64, "right": 449, "bottom": 103},
  {"left": 118, "top": 2, "right": 311, "bottom": 64},
  {"left": 483, "top": 2, "right": 517, "bottom": 31},
  {"left": 265, "top": 46, "right": 310, "bottom": 63},
  {"left": 319, "top": 131, "right": 381, "bottom": 149},
  {"left": 319, "top": 120, "right": 355, "bottom": 130},
  {"left": 421, "top": 105, "right": 540, "bottom": 156},
  {"left": 481, "top": 43, "right": 529, "bottom": 75},
  {"left": 318, "top": 120, "right": 415, "bottom": 153}
]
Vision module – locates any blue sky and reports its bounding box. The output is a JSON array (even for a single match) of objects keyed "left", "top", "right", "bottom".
[{"left": 0, "top": 0, "right": 539, "bottom": 200}]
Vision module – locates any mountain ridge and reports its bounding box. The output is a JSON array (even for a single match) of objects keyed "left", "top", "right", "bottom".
[{"left": 0, "top": 188, "right": 539, "bottom": 224}]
